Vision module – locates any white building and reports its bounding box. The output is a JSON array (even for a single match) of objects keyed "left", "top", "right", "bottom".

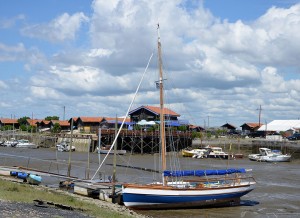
[{"left": 258, "top": 120, "right": 300, "bottom": 132}]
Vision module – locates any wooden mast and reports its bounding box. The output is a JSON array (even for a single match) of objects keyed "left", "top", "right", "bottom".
[{"left": 157, "top": 24, "right": 167, "bottom": 185}]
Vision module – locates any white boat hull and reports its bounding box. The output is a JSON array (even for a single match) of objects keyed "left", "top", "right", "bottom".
[
  {"left": 248, "top": 148, "right": 291, "bottom": 162},
  {"left": 15, "top": 143, "right": 37, "bottom": 149},
  {"left": 260, "top": 155, "right": 291, "bottom": 162},
  {"left": 122, "top": 182, "right": 255, "bottom": 209}
]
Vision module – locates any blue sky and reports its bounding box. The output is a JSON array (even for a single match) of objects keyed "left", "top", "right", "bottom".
[{"left": 1, "top": 0, "right": 300, "bottom": 128}]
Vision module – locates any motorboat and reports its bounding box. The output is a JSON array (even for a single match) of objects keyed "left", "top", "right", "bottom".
[
  {"left": 192, "top": 149, "right": 209, "bottom": 158},
  {"left": 248, "top": 147, "right": 291, "bottom": 162},
  {"left": 56, "top": 141, "right": 75, "bottom": 152},
  {"left": 3, "top": 138, "right": 18, "bottom": 147},
  {"left": 181, "top": 148, "right": 208, "bottom": 158},
  {"left": 15, "top": 139, "right": 38, "bottom": 148},
  {"left": 206, "top": 146, "right": 233, "bottom": 159}
]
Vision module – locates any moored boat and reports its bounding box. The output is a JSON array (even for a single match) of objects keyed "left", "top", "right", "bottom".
[
  {"left": 122, "top": 168, "right": 255, "bottom": 209},
  {"left": 15, "top": 139, "right": 38, "bottom": 148},
  {"left": 121, "top": 25, "right": 255, "bottom": 210},
  {"left": 181, "top": 148, "right": 208, "bottom": 158},
  {"left": 248, "top": 147, "right": 291, "bottom": 162},
  {"left": 56, "top": 141, "right": 75, "bottom": 152},
  {"left": 26, "top": 174, "right": 42, "bottom": 185},
  {"left": 3, "top": 138, "right": 18, "bottom": 147},
  {"left": 206, "top": 146, "right": 233, "bottom": 159}
]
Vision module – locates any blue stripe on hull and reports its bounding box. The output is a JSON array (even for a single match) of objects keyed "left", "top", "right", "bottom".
[{"left": 123, "top": 190, "right": 251, "bottom": 204}]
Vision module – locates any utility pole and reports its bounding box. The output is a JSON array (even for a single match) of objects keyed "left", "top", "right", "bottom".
[
  {"left": 257, "top": 105, "right": 262, "bottom": 126},
  {"left": 207, "top": 116, "right": 210, "bottom": 128},
  {"left": 63, "top": 106, "right": 65, "bottom": 120}
]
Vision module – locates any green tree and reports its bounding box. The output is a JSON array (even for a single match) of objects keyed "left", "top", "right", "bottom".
[
  {"left": 45, "top": 116, "right": 59, "bottom": 121},
  {"left": 19, "top": 124, "right": 28, "bottom": 131},
  {"left": 17, "top": 116, "right": 30, "bottom": 126},
  {"left": 178, "top": 125, "right": 187, "bottom": 131},
  {"left": 52, "top": 123, "right": 61, "bottom": 133},
  {"left": 1, "top": 125, "right": 13, "bottom": 131}
]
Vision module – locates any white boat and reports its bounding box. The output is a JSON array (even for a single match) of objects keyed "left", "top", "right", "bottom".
[
  {"left": 56, "top": 141, "right": 75, "bottom": 152},
  {"left": 181, "top": 148, "right": 208, "bottom": 158},
  {"left": 121, "top": 25, "right": 256, "bottom": 210},
  {"left": 3, "top": 138, "right": 18, "bottom": 147},
  {"left": 205, "top": 146, "right": 233, "bottom": 159},
  {"left": 15, "top": 139, "right": 38, "bottom": 148},
  {"left": 248, "top": 147, "right": 291, "bottom": 162}
]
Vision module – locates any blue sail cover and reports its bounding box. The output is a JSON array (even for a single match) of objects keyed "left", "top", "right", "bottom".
[{"left": 164, "top": 168, "right": 246, "bottom": 177}]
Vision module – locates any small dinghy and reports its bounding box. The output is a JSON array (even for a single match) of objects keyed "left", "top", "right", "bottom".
[{"left": 26, "top": 174, "right": 42, "bottom": 185}]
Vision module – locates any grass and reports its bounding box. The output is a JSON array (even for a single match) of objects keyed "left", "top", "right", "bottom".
[{"left": 0, "top": 178, "right": 136, "bottom": 218}]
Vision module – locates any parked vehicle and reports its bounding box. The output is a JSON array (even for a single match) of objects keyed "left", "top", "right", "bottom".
[
  {"left": 287, "top": 133, "right": 300, "bottom": 140},
  {"left": 247, "top": 131, "right": 265, "bottom": 138},
  {"left": 228, "top": 129, "right": 241, "bottom": 136}
]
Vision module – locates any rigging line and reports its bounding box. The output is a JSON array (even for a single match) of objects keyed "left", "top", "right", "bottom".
[{"left": 91, "top": 52, "right": 154, "bottom": 180}]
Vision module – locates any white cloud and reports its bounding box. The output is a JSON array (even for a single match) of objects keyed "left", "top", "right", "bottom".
[
  {"left": 87, "top": 48, "right": 113, "bottom": 58},
  {"left": 30, "top": 65, "right": 145, "bottom": 97},
  {"left": 0, "top": 80, "right": 8, "bottom": 89},
  {"left": 0, "top": 43, "right": 26, "bottom": 61},
  {"left": 21, "top": 12, "right": 89, "bottom": 43},
  {"left": 2, "top": 0, "right": 300, "bottom": 125},
  {"left": 0, "top": 14, "right": 25, "bottom": 28}
]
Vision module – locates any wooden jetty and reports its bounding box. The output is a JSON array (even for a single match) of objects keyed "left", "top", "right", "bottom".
[
  {"left": 96, "top": 129, "right": 192, "bottom": 154},
  {"left": 56, "top": 129, "right": 193, "bottom": 154},
  {"left": 73, "top": 181, "right": 123, "bottom": 204}
]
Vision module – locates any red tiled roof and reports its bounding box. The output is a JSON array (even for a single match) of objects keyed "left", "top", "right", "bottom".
[
  {"left": 72, "top": 117, "right": 79, "bottom": 122},
  {"left": 189, "top": 124, "right": 198, "bottom": 128},
  {"left": 0, "top": 118, "right": 18, "bottom": 124},
  {"left": 51, "top": 120, "right": 70, "bottom": 126},
  {"left": 26, "top": 119, "right": 43, "bottom": 126},
  {"left": 144, "top": 105, "right": 180, "bottom": 116},
  {"left": 79, "top": 117, "right": 104, "bottom": 123},
  {"left": 105, "top": 117, "right": 131, "bottom": 122},
  {"left": 245, "top": 123, "right": 263, "bottom": 128}
]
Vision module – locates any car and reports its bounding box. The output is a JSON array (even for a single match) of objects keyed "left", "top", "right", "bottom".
[
  {"left": 228, "top": 129, "right": 241, "bottom": 135},
  {"left": 247, "top": 131, "right": 265, "bottom": 138},
  {"left": 287, "top": 133, "right": 300, "bottom": 140}
]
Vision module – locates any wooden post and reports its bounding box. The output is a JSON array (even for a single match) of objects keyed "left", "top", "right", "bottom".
[
  {"left": 87, "top": 136, "right": 91, "bottom": 179},
  {"left": 67, "top": 118, "right": 73, "bottom": 178}
]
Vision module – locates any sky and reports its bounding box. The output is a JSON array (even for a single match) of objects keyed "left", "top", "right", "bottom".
[{"left": 1, "top": 0, "right": 300, "bottom": 128}]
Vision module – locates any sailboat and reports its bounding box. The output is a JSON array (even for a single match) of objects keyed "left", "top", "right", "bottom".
[{"left": 121, "top": 25, "right": 256, "bottom": 209}]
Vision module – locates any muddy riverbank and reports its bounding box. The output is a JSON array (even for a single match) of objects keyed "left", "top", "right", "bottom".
[{"left": 1, "top": 146, "right": 300, "bottom": 218}]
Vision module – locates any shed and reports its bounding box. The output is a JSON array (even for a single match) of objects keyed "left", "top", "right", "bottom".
[
  {"left": 129, "top": 105, "right": 180, "bottom": 123},
  {"left": 0, "top": 118, "right": 19, "bottom": 129},
  {"left": 240, "top": 123, "right": 262, "bottom": 132},
  {"left": 221, "top": 123, "right": 236, "bottom": 130}
]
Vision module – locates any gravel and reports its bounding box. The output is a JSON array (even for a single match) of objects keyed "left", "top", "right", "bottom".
[{"left": 0, "top": 199, "right": 91, "bottom": 218}]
